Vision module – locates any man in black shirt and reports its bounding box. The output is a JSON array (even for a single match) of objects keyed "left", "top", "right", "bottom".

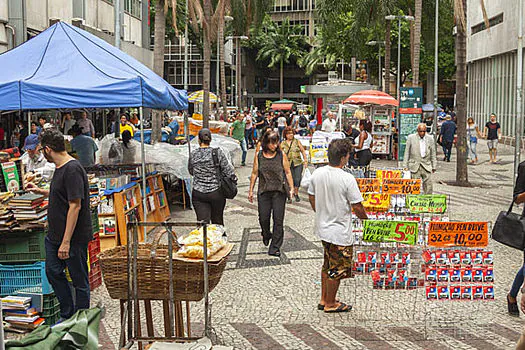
[
  {"left": 484, "top": 113, "right": 502, "bottom": 163},
  {"left": 27, "top": 129, "right": 92, "bottom": 320}
]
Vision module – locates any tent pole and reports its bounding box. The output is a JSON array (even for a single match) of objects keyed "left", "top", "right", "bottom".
[
  {"left": 140, "top": 107, "right": 147, "bottom": 241},
  {"left": 27, "top": 111, "right": 31, "bottom": 134}
]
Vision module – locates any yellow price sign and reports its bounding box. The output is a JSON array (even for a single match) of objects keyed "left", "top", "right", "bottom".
[{"left": 362, "top": 193, "right": 391, "bottom": 212}]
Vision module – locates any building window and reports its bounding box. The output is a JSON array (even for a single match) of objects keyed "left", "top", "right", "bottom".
[
  {"left": 471, "top": 13, "right": 503, "bottom": 35},
  {"left": 275, "top": 19, "right": 309, "bottom": 36},
  {"left": 124, "top": 0, "right": 142, "bottom": 18},
  {"left": 272, "top": 0, "right": 310, "bottom": 12}
]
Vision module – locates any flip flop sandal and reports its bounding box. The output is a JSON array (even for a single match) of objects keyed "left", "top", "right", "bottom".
[
  {"left": 317, "top": 300, "right": 340, "bottom": 310},
  {"left": 324, "top": 302, "right": 352, "bottom": 313}
]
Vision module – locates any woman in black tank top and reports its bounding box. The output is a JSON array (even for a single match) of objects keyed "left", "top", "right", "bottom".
[{"left": 248, "top": 130, "right": 294, "bottom": 256}]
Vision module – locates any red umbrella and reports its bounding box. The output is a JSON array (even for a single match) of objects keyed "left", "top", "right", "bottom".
[{"left": 343, "top": 90, "right": 399, "bottom": 107}]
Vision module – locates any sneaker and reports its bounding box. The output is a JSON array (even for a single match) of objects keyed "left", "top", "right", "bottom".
[
  {"left": 287, "top": 198, "right": 292, "bottom": 204},
  {"left": 508, "top": 294, "right": 520, "bottom": 317},
  {"left": 241, "top": 162, "right": 246, "bottom": 166},
  {"left": 295, "top": 195, "right": 300, "bottom": 202}
]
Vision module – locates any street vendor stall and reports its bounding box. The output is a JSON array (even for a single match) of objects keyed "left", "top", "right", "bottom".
[
  {"left": 0, "top": 22, "right": 227, "bottom": 346},
  {"left": 342, "top": 90, "right": 399, "bottom": 158},
  {"left": 188, "top": 90, "right": 219, "bottom": 120}
]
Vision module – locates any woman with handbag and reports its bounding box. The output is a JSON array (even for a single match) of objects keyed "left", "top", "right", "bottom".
[
  {"left": 188, "top": 128, "right": 235, "bottom": 226},
  {"left": 467, "top": 117, "right": 482, "bottom": 164},
  {"left": 281, "top": 127, "right": 308, "bottom": 203},
  {"left": 248, "top": 130, "right": 294, "bottom": 257},
  {"left": 507, "top": 161, "right": 525, "bottom": 316}
]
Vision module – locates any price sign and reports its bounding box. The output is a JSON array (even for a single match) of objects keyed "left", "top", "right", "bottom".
[
  {"left": 376, "top": 170, "right": 402, "bottom": 182},
  {"left": 362, "top": 193, "right": 390, "bottom": 212},
  {"left": 363, "top": 220, "right": 418, "bottom": 245},
  {"left": 427, "top": 222, "right": 488, "bottom": 247},
  {"left": 382, "top": 179, "right": 421, "bottom": 195},
  {"left": 406, "top": 195, "right": 447, "bottom": 213},
  {"left": 356, "top": 178, "right": 381, "bottom": 193}
]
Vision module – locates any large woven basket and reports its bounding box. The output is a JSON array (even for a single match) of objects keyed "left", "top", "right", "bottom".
[{"left": 99, "top": 243, "right": 228, "bottom": 301}]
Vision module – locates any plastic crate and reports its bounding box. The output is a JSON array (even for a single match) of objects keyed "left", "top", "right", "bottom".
[
  {"left": 0, "top": 262, "right": 53, "bottom": 296},
  {"left": 91, "top": 209, "right": 99, "bottom": 234},
  {"left": 42, "top": 293, "right": 59, "bottom": 313},
  {"left": 89, "top": 260, "right": 101, "bottom": 291},
  {"left": 0, "top": 230, "right": 46, "bottom": 263},
  {"left": 43, "top": 309, "right": 60, "bottom": 326},
  {"left": 88, "top": 239, "right": 100, "bottom": 260}
]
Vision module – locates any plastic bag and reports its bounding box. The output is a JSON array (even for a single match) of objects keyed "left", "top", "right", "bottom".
[
  {"left": 178, "top": 225, "right": 227, "bottom": 259},
  {"left": 301, "top": 168, "right": 312, "bottom": 189}
]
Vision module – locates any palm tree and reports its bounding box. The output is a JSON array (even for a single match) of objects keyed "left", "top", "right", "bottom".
[
  {"left": 254, "top": 17, "right": 306, "bottom": 100},
  {"left": 152, "top": 0, "right": 167, "bottom": 143},
  {"left": 298, "top": 41, "right": 338, "bottom": 76},
  {"left": 384, "top": 20, "right": 392, "bottom": 93},
  {"left": 412, "top": 0, "right": 422, "bottom": 86}
]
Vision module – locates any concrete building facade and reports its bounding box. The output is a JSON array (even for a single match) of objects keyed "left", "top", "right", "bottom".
[
  {"left": 467, "top": 0, "right": 525, "bottom": 137},
  {"left": 0, "top": 0, "right": 152, "bottom": 67}
]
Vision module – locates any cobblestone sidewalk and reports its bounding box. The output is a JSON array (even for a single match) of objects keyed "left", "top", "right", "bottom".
[{"left": 92, "top": 140, "right": 525, "bottom": 349}]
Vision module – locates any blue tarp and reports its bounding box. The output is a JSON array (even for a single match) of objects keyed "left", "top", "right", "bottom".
[{"left": 0, "top": 21, "right": 187, "bottom": 111}]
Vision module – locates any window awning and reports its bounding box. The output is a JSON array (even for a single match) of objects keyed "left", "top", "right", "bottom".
[{"left": 271, "top": 103, "right": 294, "bottom": 111}]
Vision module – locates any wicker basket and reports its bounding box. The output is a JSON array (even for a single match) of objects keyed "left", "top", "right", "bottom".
[{"left": 99, "top": 243, "right": 228, "bottom": 301}]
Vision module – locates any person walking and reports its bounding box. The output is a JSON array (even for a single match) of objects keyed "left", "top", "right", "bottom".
[
  {"left": 61, "top": 112, "right": 75, "bottom": 136},
  {"left": 467, "top": 117, "right": 482, "bottom": 164},
  {"left": 353, "top": 119, "right": 374, "bottom": 168},
  {"left": 277, "top": 113, "right": 287, "bottom": 140},
  {"left": 27, "top": 129, "right": 92, "bottom": 321},
  {"left": 308, "top": 139, "right": 368, "bottom": 313},
  {"left": 484, "top": 113, "right": 502, "bottom": 163},
  {"left": 439, "top": 115, "right": 456, "bottom": 162},
  {"left": 244, "top": 111, "right": 255, "bottom": 149},
  {"left": 281, "top": 127, "right": 308, "bottom": 203},
  {"left": 189, "top": 129, "right": 235, "bottom": 226},
  {"left": 248, "top": 130, "right": 294, "bottom": 257},
  {"left": 403, "top": 123, "right": 437, "bottom": 194},
  {"left": 229, "top": 113, "right": 247, "bottom": 166},
  {"left": 69, "top": 124, "right": 99, "bottom": 167}
]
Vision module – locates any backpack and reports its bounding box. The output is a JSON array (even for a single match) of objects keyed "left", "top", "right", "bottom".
[{"left": 298, "top": 115, "right": 308, "bottom": 128}]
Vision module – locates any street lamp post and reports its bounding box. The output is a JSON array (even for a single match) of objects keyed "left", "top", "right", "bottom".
[
  {"left": 226, "top": 35, "right": 249, "bottom": 109},
  {"left": 385, "top": 15, "right": 414, "bottom": 161},
  {"left": 216, "top": 16, "right": 234, "bottom": 95},
  {"left": 367, "top": 41, "right": 386, "bottom": 91}
]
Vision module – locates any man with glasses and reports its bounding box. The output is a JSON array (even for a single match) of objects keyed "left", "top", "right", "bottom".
[
  {"left": 20, "top": 134, "right": 55, "bottom": 180},
  {"left": 403, "top": 123, "right": 437, "bottom": 194}
]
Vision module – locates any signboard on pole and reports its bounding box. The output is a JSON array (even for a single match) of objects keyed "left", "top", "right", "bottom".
[
  {"left": 398, "top": 108, "right": 423, "bottom": 161},
  {"left": 400, "top": 87, "right": 423, "bottom": 109},
  {"left": 363, "top": 220, "right": 419, "bottom": 245}
]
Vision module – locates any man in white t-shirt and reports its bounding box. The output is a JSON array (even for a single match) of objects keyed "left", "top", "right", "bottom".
[
  {"left": 321, "top": 112, "right": 337, "bottom": 132},
  {"left": 308, "top": 139, "right": 368, "bottom": 313}
]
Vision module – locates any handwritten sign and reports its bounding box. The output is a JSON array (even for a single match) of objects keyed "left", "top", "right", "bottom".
[
  {"left": 406, "top": 195, "right": 447, "bottom": 213},
  {"left": 363, "top": 220, "right": 418, "bottom": 245},
  {"left": 362, "top": 193, "right": 391, "bottom": 212},
  {"left": 376, "top": 170, "right": 402, "bottom": 182},
  {"left": 382, "top": 178, "right": 421, "bottom": 195},
  {"left": 427, "top": 222, "right": 488, "bottom": 247},
  {"left": 309, "top": 142, "right": 328, "bottom": 164},
  {"left": 356, "top": 178, "right": 381, "bottom": 193}
]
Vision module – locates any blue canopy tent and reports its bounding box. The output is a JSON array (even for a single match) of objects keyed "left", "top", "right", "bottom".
[{"left": 0, "top": 21, "right": 187, "bottom": 111}]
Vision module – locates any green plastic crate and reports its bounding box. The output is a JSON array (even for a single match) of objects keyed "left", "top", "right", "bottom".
[
  {"left": 0, "top": 230, "right": 46, "bottom": 263},
  {"left": 42, "top": 293, "right": 59, "bottom": 313},
  {"left": 91, "top": 209, "right": 99, "bottom": 234},
  {"left": 43, "top": 309, "right": 60, "bottom": 326}
]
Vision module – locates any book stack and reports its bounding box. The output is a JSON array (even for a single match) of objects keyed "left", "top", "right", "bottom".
[
  {"left": 8, "top": 193, "right": 48, "bottom": 228},
  {"left": 0, "top": 192, "right": 15, "bottom": 229},
  {"left": 2, "top": 295, "right": 44, "bottom": 333},
  {"left": 88, "top": 174, "right": 101, "bottom": 208}
]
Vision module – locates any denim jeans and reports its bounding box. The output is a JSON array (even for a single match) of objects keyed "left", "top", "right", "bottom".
[
  {"left": 442, "top": 140, "right": 453, "bottom": 160},
  {"left": 245, "top": 127, "right": 254, "bottom": 148},
  {"left": 510, "top": 265, "right": 525, "bottom": 298},
  {"left": 239, "top": 138, "right": 247, "bottom": 164},
  {"left": 468, "top": 140, "right": 478, "bottom": 160},
  {"left": 45, "top": 237, "right": 90, "bottom": 319}
]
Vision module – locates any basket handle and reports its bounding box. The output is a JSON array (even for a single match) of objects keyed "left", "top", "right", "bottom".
[{"left": 150, "top": 228, "right": 179, "bottom": 258}]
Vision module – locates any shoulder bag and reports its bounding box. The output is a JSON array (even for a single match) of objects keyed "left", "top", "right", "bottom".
[
  {"left": 212, "top": 148, "right": 238, "bottom": 199},
  {"left": 492, "top": 199, "right": 525, "bottom": 250}
]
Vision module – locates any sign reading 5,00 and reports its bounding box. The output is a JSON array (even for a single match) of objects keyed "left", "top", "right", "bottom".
[
  {"left": 382, "top": 179, "right": 421, "bottom": 195},
  {"left": 363, "top": 220, "right": 419, "bottom": 245},
  {"left": 362, "top": 193, "right": 390, "bottom": 212}
]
